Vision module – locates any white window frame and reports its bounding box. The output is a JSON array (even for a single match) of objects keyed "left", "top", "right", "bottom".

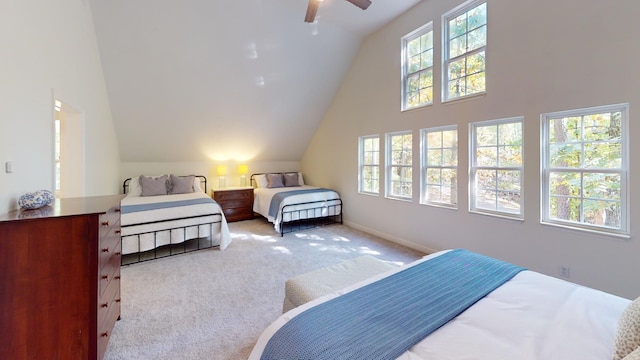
[
  {"left": 401, "top": 22, "right": 434, "bottom": 111},
  {"left": 541, "top": 103, "right": 629, "bottom": 237},
  {"left": 421, "top": 125, "right": 458, "bottom": 208},
  {"left": 442, "top": 0, "right": 487, "bottom": 102},
  {"left": 386, "top": 131, "right": 413, "bottom": 201},
  {"left": 358, "top": 135, "right": 380, "bottom": 195},
  {"left": 469, "top": 116, "right": 524, "bottom": 219}
]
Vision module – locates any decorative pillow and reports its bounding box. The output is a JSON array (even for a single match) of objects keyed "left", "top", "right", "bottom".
[
  {"left": 254, "top": 174, "right": 268, "bottom": 188},
  {"left": 18, "top": 190, "right": 54, "bottom": 210},
  {"left": 193, "top": 177, "right": 203, "bottom": 193},
  {"left": 284, "top": 173, "right": 300, "bottom": 187},
  {"left": 614, "top": 296, "right": 640, "bottom": 360},
  {"left": 170, "top": 174, "right": 195, "bottom": 194},
  {"left": 140, "top": 175, "right": 169, "bottom": 196},
  {"left": 266, "top": 173, "right": 284, "bottom": 188},
  {"left": 623, "top": 347, "right": 640, "bottom": 360},
  {"left": 127, "top": 176, "right": 143, "bottom": 196}
]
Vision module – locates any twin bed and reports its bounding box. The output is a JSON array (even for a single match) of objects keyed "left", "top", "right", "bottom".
[
  {"left": 251, "top": 172, "right": 342, "bottom": 236},
  {"left": 250, "top": 249, "right": 638, "bottom": 360},
  {"left": 120, "top": 175, "right": 231, "bottom": 264}
]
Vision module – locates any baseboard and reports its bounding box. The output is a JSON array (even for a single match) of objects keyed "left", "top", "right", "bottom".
[{"left": 343, "top": 220, "right": 438, "bottom": 255}]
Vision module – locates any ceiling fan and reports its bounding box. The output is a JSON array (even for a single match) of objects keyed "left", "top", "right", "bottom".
[{"left": 305, "top": 0, "right": 372, "bottom": 23}]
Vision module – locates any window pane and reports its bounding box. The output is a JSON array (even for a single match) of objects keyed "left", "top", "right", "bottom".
[
  {"left": 427, "top": 131, "right": 442, "bottom": 148},
  {"left": 408, "top": 37, "right": 421, "bottom": 57},
  {"left": 450, "top": 35, "right": 467, "bottom": 58},
  {"left": 476, "top": 189, "right": 496, "bottom": 210},
  {"left": 476, "top": 146, "right": 497, "bottom": 166},
  {"left": 421, "top": 49, "right": 434, "bottom": 69},
  {"left": 584, "top": 142, "right": 622, "bottom": 169},
  {"left": 419, "top": 69, "right": 433, "bottom": 88},
  {"left": 449, "top": 14, "right": 467, "bottom": 38},
  {"left": 442, "top": 130, "right": 457, "bottom": 148},
  {"left": 467, "top": 51, "right": 486, "bottom": 75},
  {"left": 550, "top": 143, "right": 582, "bottom": 168},
  {"left": 467, "top": 25, "right": 486, "bottom": 51},
  {"left": 499, "top": 145, "right": 522, "bottom": 167},
  {"left": 409, "top": 55, "right": 421, "bottom": 73},
  {"left": 550, "top": 117, "right": 582, "bottom": 143},
  {"left": 421, "top": 32, "right": 433, "bottom": 50},
  {"left": 443, "top": 149, "right": 457, "bottom": 166},
  {"left": 497, "top": 191, "right": 520, "bottom": 213},
  {"left": 476, "top": 169, "right": 496, "bottom": 190},
  {"left": 448, "top": 57, "right": 466, "bottom": 80},
  {"left": 419, "top": 88, "right": 432, "bottom": 104},
  {"left": 498, "top": 170, "right": 520, "bottom": 191},
  {"left": 427, "top": 184, "right": 442, "bottom": 201},
  {"left": 468, "top": 2, "right": 487, "bottom": 30},
  {"left": 426, "top": 168, "right": 441, "bottom": 184},
  {"left": 442, "top": 169, "right": 457, "bottom": 187},
  {"left": 476, "top": 125, "right": 497, "bottom": 146},
  {"left": 583, "top": 173, "right": 620, "bottom": 200},
  {"left": 427, "top": 149, "right": 442, "bottom": 166},
  {"left": 549, "top": 172, "right": 581, "bottom": 197},
  {"left": 550, "top": 196, "right": 581, "bottom": 222},
  {"left": 583, "top": 200, "right": 620, "bottom": 227}
]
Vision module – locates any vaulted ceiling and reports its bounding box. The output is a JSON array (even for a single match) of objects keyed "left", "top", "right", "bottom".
[{"left": 90, "top": 0, "right": 422, "bottom": 162}]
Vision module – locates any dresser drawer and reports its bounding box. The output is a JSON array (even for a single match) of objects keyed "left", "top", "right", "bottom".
[
  {"left": 99, "top": 241, "right": 121, "bottom": 298},
  {"left": 98, "top": 273, "right": 120, "bottom": 324},
  {"left": 214, "top": 188, "right": 253, "bottom": 201},
  {"left": 97, "top": 289, "right": 120, "bottom": 360},
  {"left": 223, "top": 207, "right": 254, "bottom": 222}
]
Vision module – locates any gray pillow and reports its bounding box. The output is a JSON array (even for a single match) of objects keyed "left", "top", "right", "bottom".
[
  {"left": 284, "top": 173, "right": 300, "bottom": 187},
  {"left": 170, "top": 174, "right": 195, "bottom": 194},
  {"left": 140, "top": 175, "right": 169, "bottom": 196},
  {"left": 267, "top": 173, "right": 284, "bottom": 188}
]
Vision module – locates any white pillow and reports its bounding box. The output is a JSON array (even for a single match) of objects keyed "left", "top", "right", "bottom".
[
  {"left": 255, "top": 174, "right": 268, "bottom": 188},
  {"left": 298, "top": 172, "right": 305, "bottom": 186},
  {"left": 193, "top": 176, "right": 203, "bottom": 193}
]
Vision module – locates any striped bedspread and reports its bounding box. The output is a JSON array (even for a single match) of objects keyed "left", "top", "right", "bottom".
[
  {"left": 260, "top": 249, "right": 525, "bottom": 360},
  {"left": 267, "top": 188, "right": 335, "bottom": 218},
  {"left": 121, "top": 197, "right": 216, "bottom": 214}
]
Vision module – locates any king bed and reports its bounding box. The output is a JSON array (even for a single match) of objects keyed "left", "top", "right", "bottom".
[
  {"left": 251, "top": 172, "right": 342, "bottom": 236},
  {"left": 250, "top": 249, "right": 638, "bottom": 360},
  {"left": 120, "top": 175, "right": 231, "bottom": 264}
]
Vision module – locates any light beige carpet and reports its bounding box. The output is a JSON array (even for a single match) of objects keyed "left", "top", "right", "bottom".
[{"left": 103, "top": 218, "right": 425, "bottom": 360}]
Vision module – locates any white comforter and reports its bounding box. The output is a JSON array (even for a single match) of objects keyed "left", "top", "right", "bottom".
[
  {"left": 250, "top": 251, "right": 629, "bottom": 360},
  {"left": 120, "top": 192, "right": 231, "bottom": 254},
  {"left": 253, "top": 185, "right": 341, "bottom": 232}
]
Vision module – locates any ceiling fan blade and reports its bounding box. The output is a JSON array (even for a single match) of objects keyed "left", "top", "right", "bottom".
[
  {"left": 305, "top": 0, "right": 319, "bottom": 23},
  {"left": 346, "top": 0, "right": 372, "bottom": 10}
]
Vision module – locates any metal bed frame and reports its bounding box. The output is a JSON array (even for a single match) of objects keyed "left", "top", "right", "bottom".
[
  {"left": 250, "top": 173, "right": 343, "bottom": 236},
  {"left": 120, "top": 175, "right": 222, "bottom": 265}
]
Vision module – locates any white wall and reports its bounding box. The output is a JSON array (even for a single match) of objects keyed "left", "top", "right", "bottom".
[
  {"left": 0, "top": 0, "right": 120, "bottom": 213},
  {"left": 302, "top": 0, "right": 640, "bottom": 299}
]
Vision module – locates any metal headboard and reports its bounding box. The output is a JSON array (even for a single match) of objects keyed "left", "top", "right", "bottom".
[{"left": 122, "top": 175, "right": 208, "bottom": 194}]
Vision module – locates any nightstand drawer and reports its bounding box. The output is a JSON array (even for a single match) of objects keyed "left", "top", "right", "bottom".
[
  {"left": 223, "top": 207, "right": 254, "bottom": 222},
  {"left": 214, "top": 188, "right": 253, "bottom": 201}
]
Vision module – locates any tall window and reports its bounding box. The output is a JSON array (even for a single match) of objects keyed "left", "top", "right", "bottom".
[
  {"left": 442, "top": 0, "right": 486, "bottom": 101},
  {"left": 359, "top": 135, "right": 380, "bottom": 195},
  {"left": 470, "top": 117, "right": 523, "bottom": 218},
  {"left": 386, "top": 131, "right": 413, "bottom": 200},
  {"left": 421, "top": 126, "right": 458, "bottom": 207},
  {"left": 402, "top": 22, "right": 433, "bottom": 110},
  {"left": 541, "top": 104, "right": 629, "bottom": 236}
]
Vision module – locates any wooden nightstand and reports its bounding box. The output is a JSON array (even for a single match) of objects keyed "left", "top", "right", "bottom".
[{"left": 213, "top": 187, "right": 254, "bottom": 222}]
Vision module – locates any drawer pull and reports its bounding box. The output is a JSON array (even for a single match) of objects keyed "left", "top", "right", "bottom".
[
  {"left": 100, "top": 332, "right": 109, "bottom": 338},
  {"left": 115, "top": 230, "right": 121, "bottom": 234},
  {"left": 101, "top": 303, "right": 108, "bottom": 308},
  {"left": 116, "top": 299, "right": 121, "bottom": 303},
  {"left": 115, "top": 208, "right": 121, "bottom": 212},
  {"left": 101, "top": 275, "right": 109, "bottom": 280},
  {"left": 101, "top": 248, "right": 109, "bottom": 253},
  {"left": 115, "top": 275, "right": 121, "bottom": 280},
  {"left": 101, "top": 221, "right": 110, "bottom": 226},
  {"left": 115, "top": 252, "right": 122, "bottom": 256}
]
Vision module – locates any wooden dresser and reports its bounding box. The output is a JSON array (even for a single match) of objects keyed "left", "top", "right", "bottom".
[
  {"left": 0, "top": 194, "right": 124, "bottom": 360},
  {"left": 213, "top": 187, "right": 254, "bottom": 222}
]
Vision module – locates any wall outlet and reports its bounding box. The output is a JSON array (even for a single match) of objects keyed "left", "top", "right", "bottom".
[{"left": 560, "top": 266, "right": 570, "bottom": 278}]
